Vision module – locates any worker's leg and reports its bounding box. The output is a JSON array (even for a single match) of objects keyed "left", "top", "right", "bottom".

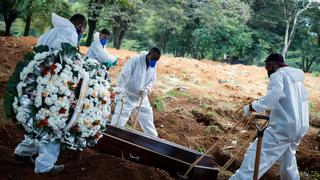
[
  {"left": 138, "top": 99, "right": 158, "bottom": 137},
  {"left": 34, "top": 141, "right": 60, "bottom": 173},
  {"left": 279, "top": 142, "right": 300, "bottom": 180},
  {"left": 230, "top": 130, "right": 291, "bottom": 180},
  {"left": 111, "top": 95, "right": 135, "bottom": 127},
  {"left": 14, "top": 135, "right": 39, "bottom": 156}
]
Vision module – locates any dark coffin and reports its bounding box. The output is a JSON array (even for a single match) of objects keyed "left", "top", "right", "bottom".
[{"left": 96, "top": 125, "right": 219, "bottom": 180}]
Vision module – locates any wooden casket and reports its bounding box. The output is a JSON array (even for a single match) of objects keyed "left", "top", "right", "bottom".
[{"left": 96, "top": 125, "right": 219, "bottom": 180}]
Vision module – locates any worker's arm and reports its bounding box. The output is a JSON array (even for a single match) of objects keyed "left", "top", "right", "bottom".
[
  {"left": 143, "top": 70, "right": 157, "bottom": 94},
  {"left": 95, "top": 46, "right": 117, "bottom": 65},
  {"left": 114, "top": 57, "right": 137, "bottom": 93},
  {"left": 252, "top": 72, "right": 285, "bottom": 112}
]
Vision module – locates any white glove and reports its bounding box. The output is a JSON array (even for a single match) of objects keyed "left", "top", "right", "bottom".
[{"left": 243, "top": 105, "right": 251, "bottom": 117}]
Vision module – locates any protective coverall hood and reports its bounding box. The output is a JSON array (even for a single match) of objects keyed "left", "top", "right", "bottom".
[
  {"left": 37, "top": 13, "right": 78, "bottom": 50},
  {"left": 51, "top": 13, "right": 75, "bottom": 28}
]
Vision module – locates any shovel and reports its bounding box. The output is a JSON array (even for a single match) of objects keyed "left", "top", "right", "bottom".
[
  {"left": 253, "top": 115, "right": 270, "bottom": 180},
  {"left": 133, "top": 93, "right": 144, "bottom": 130}
]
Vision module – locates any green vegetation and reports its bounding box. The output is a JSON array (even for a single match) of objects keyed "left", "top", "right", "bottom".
[
  {"left": 1, "top": 0, "right": 320, "bottom": 73},
  {"left": 167, "top": 90, "right": 189, "bottom": 98},
  {"left": 152, "top": 96, "right": 165, "bottom": 112}
]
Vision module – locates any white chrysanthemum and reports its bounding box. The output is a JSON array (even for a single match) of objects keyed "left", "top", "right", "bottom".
[
  {"left": 16, "top": 109, "right": 30, "bottom": 124},
  {"left": 17, "top": 82, "right": 27, "bottom": 97},
  {"left": 34, "top": 51, "right": 50, "bottom": 61},
  {"left": 12, "top": 97, "right": 19, "bottom": 114},
  {"left": 34, "top": 95, "right": 42, "bottom": 108},
  {"left": 35, "top": 108, "right": 47, "bottom": 120},
  {"left": 44, "top": 96, "right": 53, "bottom": 106}
]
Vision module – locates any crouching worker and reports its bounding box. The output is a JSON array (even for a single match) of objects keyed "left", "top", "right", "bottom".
[
  {"left": 231, "top": 53, "right": 309, "bottom": 180},
  {"left": 110, "top": 47, "right": 161, "bottom": 137},
  {"left": 86, "top": 28, "right": 118, "bottom": 69},
  {"left": 13, "top": 13, "right": 86, "bottom": 174}
]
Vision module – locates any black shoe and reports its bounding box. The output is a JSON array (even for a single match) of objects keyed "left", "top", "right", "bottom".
[
  {"left": 13, "top": 153, "right": 35, "bottom": 166},
  {"left": 48, "top": 165, "right": 64, "bottom": 174}
]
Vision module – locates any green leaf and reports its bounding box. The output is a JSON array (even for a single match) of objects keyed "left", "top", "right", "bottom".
[
  {"left": 3, "top": 60, "right": 29, "bottom": 118},
  {"left": 60, "top": 43, "right": 78, "bottom": 59},
  {"left": 33, "top": 45, "right": 49, "bottom": 53}
]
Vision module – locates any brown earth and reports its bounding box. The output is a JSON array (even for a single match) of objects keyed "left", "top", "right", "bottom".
[{"left": 0, "top": 36, "right": 320, "bottom": 179}]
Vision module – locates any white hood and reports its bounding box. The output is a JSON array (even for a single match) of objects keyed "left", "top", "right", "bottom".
[{"left": 51, "top": 13, "right": 74, "bottom": 28}]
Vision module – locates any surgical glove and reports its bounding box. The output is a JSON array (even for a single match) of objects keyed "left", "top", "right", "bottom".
[{"left": 243, "top": 105, "right": 251, "bottom": 117}]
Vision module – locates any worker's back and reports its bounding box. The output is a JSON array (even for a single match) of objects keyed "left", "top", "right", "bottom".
[
  {"left": 37, "top": 13, "right": 78, "bottom": 50},
  {"left": 269, "top": 67, "right": 309, "bottom": 142}
]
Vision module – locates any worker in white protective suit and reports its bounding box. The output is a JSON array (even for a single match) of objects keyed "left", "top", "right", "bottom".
[
  {"left": 230, "top": 53, "right": 309, "bottom": 180},
  {"left": 13, "top": 13, "right": 86, "bottom": 174},
  {"left": 110, "top": 47, "right": 161, "bottom": 137},
  {"left": 86, "top": 28, "right": 118, "bottom": 69}
]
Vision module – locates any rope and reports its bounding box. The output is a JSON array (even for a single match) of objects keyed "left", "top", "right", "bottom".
[
  {"left": 115, "top": 97, "right": 124, "bottom": 126},
  {"left": 183, "top": 120, "right": 243, "bottom": 177},
  {"left": 219, "top": 121, "right": 268, "bottom": 176}
]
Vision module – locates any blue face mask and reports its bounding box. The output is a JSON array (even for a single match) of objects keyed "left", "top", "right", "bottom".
[
  {"left": 149, "top": 59, "right": 157, "bottom": 68},
  {"left": 100, "top": 38, "right": 108, "bottom": 46},
  {"left": 76, "top": 28, "right": 82, "bottom": 42}
]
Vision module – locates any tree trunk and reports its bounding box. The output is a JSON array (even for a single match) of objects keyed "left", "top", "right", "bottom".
[
  {"left": 23, "top": 14, "right": 32, "bottom": 36},
  {"left": 281, "top": 1, "right": 313, "bottom": 59},
  {"left": 113, "top": 17, "right": 128, "bottom": 49},
  {"left": 4, "top": 19, "right": 14, "bottom": 36},
  {"left": 86, "top": 19, "right": 97, "bottom": 46}
]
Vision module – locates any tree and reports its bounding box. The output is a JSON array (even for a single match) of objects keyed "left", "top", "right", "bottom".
[
  {"left": 0, "top": 0, "right": 19, "bottom": 36},
  {"left": 102, "top": 0, "right": 143, "bottom": 49},
  {"left": 280, "top": 0, "right": 319, "bottom": 58},
  {"left": 86, "top": 0, "right": 105, "bottom": 46}
]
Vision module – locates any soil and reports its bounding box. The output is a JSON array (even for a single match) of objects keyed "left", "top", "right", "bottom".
[{"left": 0, "top": 36, "right": 319, "bottom": 180}]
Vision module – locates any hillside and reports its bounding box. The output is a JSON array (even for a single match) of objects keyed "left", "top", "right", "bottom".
[{"left": 0, "top": 37, "right": 319, "bottom": 179}]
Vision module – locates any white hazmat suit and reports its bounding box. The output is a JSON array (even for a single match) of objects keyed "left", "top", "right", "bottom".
[
  {"left": 86, "top": 32, "right": 117, "bottom": 67},
  {"left": 110, "top": 52, "right": 158, "bottom": 137},
  {"left": 37, "top": 13, "right": 78, "bottom": 50},
  {"left": 14, "top": 13, "right": 78, "bottom": 173},
  {"left": 230, "top": 67, "right": 309, "bottom": 180}
]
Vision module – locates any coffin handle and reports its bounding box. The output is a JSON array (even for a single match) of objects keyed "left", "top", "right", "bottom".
[{"left": 129, "top": 153, "right": 140, "bottom": 162}]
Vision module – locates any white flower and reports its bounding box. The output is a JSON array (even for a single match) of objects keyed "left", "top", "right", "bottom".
[
  {"left": 34, "top": 95, "right": 42, "bottom": 108},
  {"left": 54, "top": 63, "right": 62, "bottom": 73},
  {"left": 34, "top": 52, "right": 50, "bottom": 60},
  {"left": 16, "top": 110, "right": 30, "bottom": 124},
  {"left": 44, "top": 96, "right": 53, "bottom": 106},
  {"left": 17, "top": 82, "right": 27, "bottom": 97},
  {"left": 36, "top": 108, "right": 47, "bottom": 120},
  {"left": 13, "top": 97, "right": 19, "bottom": 113}
]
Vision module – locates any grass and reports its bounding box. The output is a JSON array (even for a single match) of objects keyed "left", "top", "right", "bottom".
[
  {"left": 152, "top": 96, "right": 165, "bottom": 112},
  {"left": 312, "top": 71, "right": 320, "bottom": 77},
  {"left": 195, "top": 146, "right": 205, "bottom": 153},
  {"left": 166, "top": 90, "right": 189, "bottom": 97}
]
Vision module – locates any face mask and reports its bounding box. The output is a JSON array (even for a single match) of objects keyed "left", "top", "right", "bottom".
[
  {"left": 76, "top": 28, "right": 82, "bottom": 42},
  {"left": 149, "top": 59, "right": 157, "bottom": 68},
  {"left": 100, "top": 38, "right": 108, "bottom": 46}
]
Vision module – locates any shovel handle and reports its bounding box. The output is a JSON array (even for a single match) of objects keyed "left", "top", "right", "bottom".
[{"left": 254, "top": 115, "right": 270, "bottom": 132}]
